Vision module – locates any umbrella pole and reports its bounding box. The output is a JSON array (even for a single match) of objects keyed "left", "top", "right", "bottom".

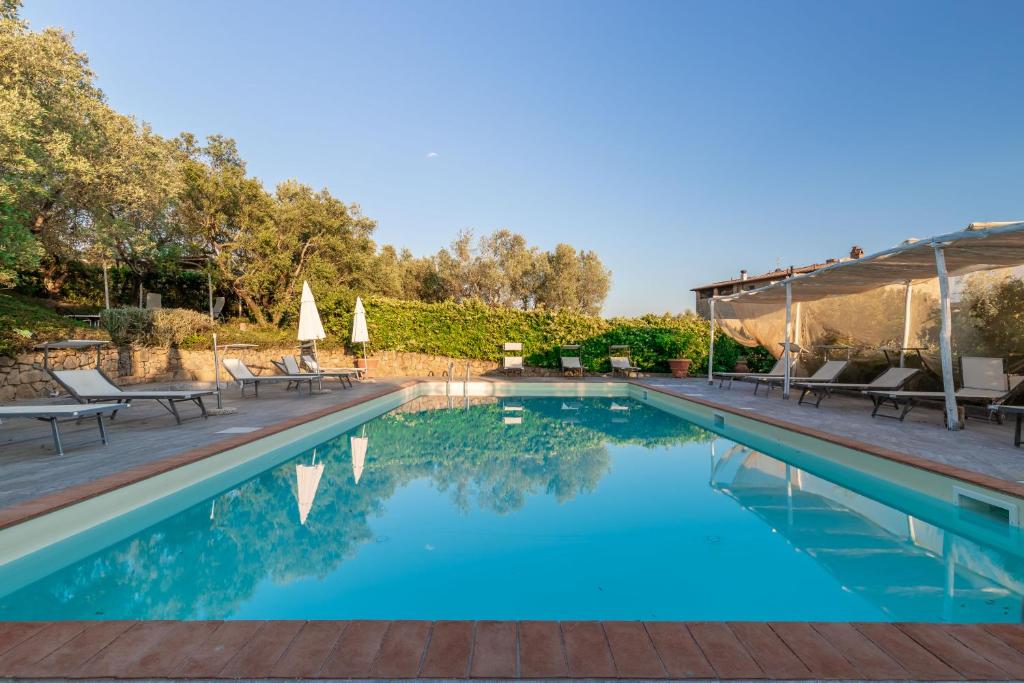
[
  {"left": 213, "top": 333, "right": 223, "bottom": 410},
  {"left": 362, "top": 341, "right": 368, "bottom": 379},
  {"left": 313, "top": 339, "right": 323, "bottom": 392}
]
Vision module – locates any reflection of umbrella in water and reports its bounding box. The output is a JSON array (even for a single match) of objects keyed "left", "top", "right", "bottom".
[
  {"left": 295, "top": 449, "right": 325, "bottom": 525},
  {"left": 350, "top": 427, "right": 368, "bottom": 484}
]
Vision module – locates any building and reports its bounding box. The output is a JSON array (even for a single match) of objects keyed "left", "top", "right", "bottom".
[{"left": 691, "top": 245, "right": 865, "bottom": 316}]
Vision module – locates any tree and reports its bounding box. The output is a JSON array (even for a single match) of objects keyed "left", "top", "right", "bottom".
[
  {"left": 0, "top": 203, "right": 41, "bottom": 287},
  {"left": 535, "top": 244, "right": 611, "bottom": 315}
]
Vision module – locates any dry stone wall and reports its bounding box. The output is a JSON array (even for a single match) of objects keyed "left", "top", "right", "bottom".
[{"left": 0, "top": 346, "right": 565, "bottom": 401}]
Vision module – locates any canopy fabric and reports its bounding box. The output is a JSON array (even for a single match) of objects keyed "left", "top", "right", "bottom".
[
  {"left": 297, "top": 281, "right": 326, "bottom": 342},
  {"left": 351, "top": 296, "right": 369, "bottom": 344},
  {"left": 719, "top": 222, "right": 1024, "bottom": 305}
]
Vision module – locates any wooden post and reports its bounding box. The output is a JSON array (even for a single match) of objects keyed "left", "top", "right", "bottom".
[
  {"left": 900, "top": 281, "right": 913, "bottom": 367},
  {"left": 932, "top": 244, "right": 960, "bottom": 430},
  {"left": 783, "top": 282, "right": 792, "bottom": 399},
  {"left": 707, "top": 297, "right": 716, "bottom": 385}
]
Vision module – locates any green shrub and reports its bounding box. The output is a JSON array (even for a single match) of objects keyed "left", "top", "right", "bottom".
[
  {"left": 100, "top": 307, "right": 154, "bottom": 346},
  {"left": 152, "top": 308, "right": 215, "bottom": 347},
  {"left": 0, "top": 293, "right": 100, "bottom": 357}
]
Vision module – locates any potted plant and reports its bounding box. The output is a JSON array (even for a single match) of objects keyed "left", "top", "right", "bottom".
[{"left": 661, "top": 334, "right": 692, "bottom": 378}]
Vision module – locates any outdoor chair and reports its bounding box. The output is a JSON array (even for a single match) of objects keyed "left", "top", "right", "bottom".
[
  {"left": 608, "top": 345, "right": 640, "bottom": 378},
  {"left": 753, "top": 360, "right": 848, "bottom": 396},
  {"left": 222, "top": 358, "right": 317, "bottom": 397},
  {"left": 990, "top": 404, "right": 1024, "bottom": 447},
  {"left": 0, "top": 402, "right": 124, "bottom": 455},
  {"left": 866, "top": 357, "right": 1024, "bottom": 421},
  {"left": 301, "top": 354, "right": 364, "bottom": 381},
  {"left": 714, "top": 355, "right": 795, "bottom": 389},
  {"left": 560, "top": 345, "right": 584, "bottom": 377},
  {"left": 501, "top": 343, "right": 524, "bottom": 375},
  {"left": 794, "top": 366, "right": 919, "bottom": 408},
  {"left": 50, "top": 368, "right": 212, "bottom": 424},
  {"left": 282, "top": 355, "right": 353, "bottom": 388}
]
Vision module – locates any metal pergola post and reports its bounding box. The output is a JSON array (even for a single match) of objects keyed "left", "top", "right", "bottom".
[
  {"left": 783, "top": 281, "right": 792, "bottom": 399},
  {"left": 707, "top": 297, "right": 716, "bottom": 385},
  {"left": 900, "top": 281, "right": 913, "bottom": 367},
  {"left": 932, "top": 243, "right": 960, "bottom": 430}
]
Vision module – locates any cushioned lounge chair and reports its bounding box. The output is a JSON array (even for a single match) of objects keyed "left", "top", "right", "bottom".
[
  {"left": 753, "top": 360, "right": 848, "bottom": 396},
  {"left": 50, "top": 369, "right": 212, "bottom": 424},
  {"left": 866, "top": 357, "right": 1023, "bottom": 421},
  {"left": 0, "top": 402, "right": 123, "bottom": 455},
  {"left": 714, "top": 356, "right": 795, "bottom": 389},
  {"left": 222, "top": 358, "right": 317, "bottom": 397},
  {"left": 990, "top": 404, "right": 1024, "bottom": 447},
  {"left": 282, "top": 355, "right": 352, "bottom": 388},
  {"left": 795, "top": 366, "right": 919, "bottom": 408}
]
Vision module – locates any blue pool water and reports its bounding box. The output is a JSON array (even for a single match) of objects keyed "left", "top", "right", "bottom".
[{"left": 1, "top": 395, "right": 1022, "bottom": 622}]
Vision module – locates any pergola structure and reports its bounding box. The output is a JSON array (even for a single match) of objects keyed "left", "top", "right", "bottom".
[{"left": 706, "top": 221, "right": 1024, "bottom": 430}]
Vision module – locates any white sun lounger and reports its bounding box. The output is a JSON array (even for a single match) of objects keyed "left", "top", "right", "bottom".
[
  {"left": 866, "top": 357, "right": 1022, "bottom": 421},
  {"left": 301, "top": 355, "right": 364, "bottom": 381},
  {"left": 560, "top": 345, "right": 584, "bottom": 377},
  {"left": 282, "top": 355, "right": 353, "bottom": 388},
  {"left": 50, "top": 369, "right": 213, "bottom": 424},
  {"left": 753, "top": 360, "right": 848, "bottom": 396},
  {"left": 502, "top": 343, "right": 524, "bottom": 375},
  {"left": 0, "top": 403, "right": 123, "bottom": 455},
  {"left": 714, "top": 356, "right": 795, "bottom": 389},
  {"left": 223, "top": 358, "right": 319, "bottom": 397},
  {"left": 795, "top": 366, "right": 919, "bottom": 408}
]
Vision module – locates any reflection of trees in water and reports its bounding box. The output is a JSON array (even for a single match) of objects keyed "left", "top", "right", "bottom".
[{"left": 0, "top": 398, "right": 712, "bottom": 620}]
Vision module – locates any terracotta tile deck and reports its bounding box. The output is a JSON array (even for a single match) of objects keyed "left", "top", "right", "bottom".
[
  {"left": 4, "top": 378, "right": 1024, "bottom": 679},
  {"left": 2, "top": 620, "right": 1024, "bottom": 679}
]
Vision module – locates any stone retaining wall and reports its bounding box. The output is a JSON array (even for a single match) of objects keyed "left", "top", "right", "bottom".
[{"left": 0, "top": 346, "right": 565, "bottom": 401}]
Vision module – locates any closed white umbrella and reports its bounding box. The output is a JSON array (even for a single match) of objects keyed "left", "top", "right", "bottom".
[
  {"left": 351, "top": 296, "right": 370, "bottom": 373},
  {"left": 298, "top": 281, "right": 326, "bottom": 386},
  {"left": 295, "top": 450, "right": 325, "bottom": 525}
]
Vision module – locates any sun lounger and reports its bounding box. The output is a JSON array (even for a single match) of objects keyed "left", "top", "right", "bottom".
[
  {"left": 50, "top": 369, "right": 213, "bottom": 424},
  {"left": 795, "top": 366, "right": 919, "bottom": 408},
  {"left": 222, "top": 358, "right": 317, "bottom": 397},
  {"left": 866, "top": 357, "right": 1022, "bottom": 421},
  {"left": 501, "top": 343, "right": 524, "bottom": 375},
  {"left": 560, "top": 345, "right": 584, "bottom": 377},
  {"left": 300, "top": 354, "right": 364, "bottom": 381},
  {"left": 714, "top": 356, "right": 795, "bottom": 389},
  {"left": 282, "top": 355, "right": 352, "bottom": 388},
  {"left": 0, "top": 403, "right": 123, "bottom": 455},
  {"left": 609, "top": 345, "right": 640, "bottom": 378},
  {"left": 753, "top": 360, "right": 848, "bottom": 396}
]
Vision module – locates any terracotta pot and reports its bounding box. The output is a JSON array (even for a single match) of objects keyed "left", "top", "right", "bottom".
[
  {"left": 355, "top": 357, "right": 379, "bottom": 377},
  {"left": 667, "top": 358, "right": 692, "bottom": 378},
  {"left": 733, "top": 359, "right": 749, "bottom": 373}
]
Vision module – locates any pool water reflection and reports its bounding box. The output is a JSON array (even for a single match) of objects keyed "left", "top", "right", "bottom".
[{"left": 1, "top": 396, "right": 1022, "bottom": 622}]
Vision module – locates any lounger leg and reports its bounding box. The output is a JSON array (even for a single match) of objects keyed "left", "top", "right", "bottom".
[
  {"left": 96, "top": 413, "right": 108, "bottom": 444},
  {"left": 798, "top": 388, "right": 809, "bottom": 406},
  {"left": 871, "top": 396, "right": 881, "bottom": 417},
  {"left": 1015, "top": 414, "right": 1022, "bottom": 448},
  {"left": 49, "top": 418, "right": 64, "bottom": 455},
  {"left": 753, "top": 381, "right": 761, "bottom": 396},
  {"left": 196, "top": 396, "right": 208, "bottom": 419},
  {"left": 814, "top": 389, "right": 826, "bottom": 408}
]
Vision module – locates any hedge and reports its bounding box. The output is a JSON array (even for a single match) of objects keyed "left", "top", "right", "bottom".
[{"left": 309, "top": 295, "right": 745, "bottom": 374}]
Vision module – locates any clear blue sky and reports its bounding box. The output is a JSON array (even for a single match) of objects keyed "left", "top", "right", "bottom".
[{"left": 22, "top": 0, "right": 1024, "bottom": 316}]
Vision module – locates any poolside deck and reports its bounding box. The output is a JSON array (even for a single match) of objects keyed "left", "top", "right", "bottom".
[
  {"left": 2, "top": 374, "right": 1024, "bottom": 680},
  {"left": 1, "top": 619, "right": 1024, "bottom": 680}
]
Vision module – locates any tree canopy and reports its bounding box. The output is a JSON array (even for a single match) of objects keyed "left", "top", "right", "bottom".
[{"left": 0, "top": 4, "right": 613, "bottom": 319}]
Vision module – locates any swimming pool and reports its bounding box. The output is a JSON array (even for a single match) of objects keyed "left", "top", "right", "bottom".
[{"left": 1, "top": 384, "right": 1022, "bottom": 622}]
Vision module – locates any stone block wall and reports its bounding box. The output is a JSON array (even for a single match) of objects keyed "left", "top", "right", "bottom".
[{"left": 0, "top": 345, "right": 567, "bottom": 401}]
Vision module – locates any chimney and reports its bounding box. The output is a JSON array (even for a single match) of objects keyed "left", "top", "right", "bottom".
[
  {"left": 850, "top": 245, "right": 864, "bottom": 259},
  {"left": 825, "top": 258, "right": 837, "bottom": 265},
  {"left": 740, "top": 269, "right": 748, "bottom": 281}
]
